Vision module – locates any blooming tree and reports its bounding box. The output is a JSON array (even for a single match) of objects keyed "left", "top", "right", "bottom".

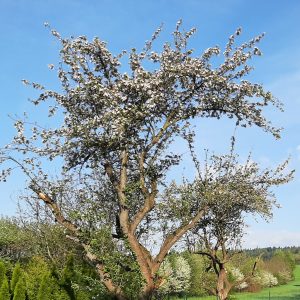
[
  {"left": 158, "top": 256, "right": 191, "bottom": 295},
  {"left": 254, "top": 270, "right": 278, "bottom": 287},
  {"left": 230, "top": 267, "right": 248, "bottom": 290},
  {"left": 165, "top": 148, "right": 292, "bottom": 300},
  {"left": 171, "top": 140, "right": 293, "bottom": 300},
  {"left": 0, "top": 21, "right": 290, "bottom": 299}
]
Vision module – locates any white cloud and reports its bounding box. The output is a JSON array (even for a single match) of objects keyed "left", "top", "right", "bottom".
[{"left": 243, "top": 229, "right": 300, "bottom": 249}]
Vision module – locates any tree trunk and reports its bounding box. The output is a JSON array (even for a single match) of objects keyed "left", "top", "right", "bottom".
[
  {"left": 111, "top": 293, "right": 128, "bottom": 300},
  {"left": 216, "top": 267, "right": 230, "bottom": 300},
  {"left": 138, "top": 291, "right": 155, "bottom": 300},
  {"left": 137, "top": 278, "right": 156, "bottom": 300},
  {"left": 217, "top": 289, "right": 229, "bottom": 300}
]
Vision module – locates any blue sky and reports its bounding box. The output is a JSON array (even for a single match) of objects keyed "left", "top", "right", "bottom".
[{"left": 0, "top": 0, "right": 300, "bottom": 248}]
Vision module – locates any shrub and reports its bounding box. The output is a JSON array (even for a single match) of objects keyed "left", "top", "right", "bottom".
[
  {"left": 264, "top": 252, "right": 294, "bottom": 284},
  {"left": 254, "top": 270, "right": 278, "bottom": 287},
  {"left": 246, "top": 280, "right": 262, "bottom": 293},
  {"left": 158, "top": 256, "right": 191, "bottom": 295},
  {"left": 276, "top": 270, "right": 292, "bottom": 284},
  {"left": 229, "top": 267, "right": 248, "bottom": 291}
]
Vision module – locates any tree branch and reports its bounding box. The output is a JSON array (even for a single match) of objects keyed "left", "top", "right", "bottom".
[
  {"left": 33, "top": 190, "right": 123, "bottom": 297},
  {"left": 148, "top": 111, "right": 177, "bottom": 149},
  {"left": 153, "top": 207, "right": 207, "bottom": 272},
  {"left": 130, "top": 181, "right": 157, "bottom": 233},
  {"left": 233, "top": 254, "right": 262, "bottom": 288}
]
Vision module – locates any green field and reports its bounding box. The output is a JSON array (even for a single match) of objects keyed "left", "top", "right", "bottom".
[{"left": 171, "top": 265, "right": 300, "bottom": 300}]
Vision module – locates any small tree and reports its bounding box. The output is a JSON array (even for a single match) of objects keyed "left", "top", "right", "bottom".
[
  {"left": 254, "top": 270, "right": 278, "bottom": 287},
  {"left": 264, "top": 250, "right": 295, "bottom": 284},
  {"left": 37, "top": 273, "right": 52, "bottom": 300},
  {"left": 0, "top": 275, "right": 11, "bottom": 300},
  {"left": 0, "top": 218, "right": 34, "bottom": 261},
  {"left": 0, "top": 21, "right": 290, "bottom": 299},
  {"left": 13, "top": 274, "right": 26, "bottom": 300},
  {"left": 175, "top": 148, "right": 293, "bottom": 300},
  {"left": 25, "top": 256, "right": 51, "bottom": 300},
  {"left": 61, "top": 255, "right": 76, "bottom": 300},
  {"left": 229, "top": 267, "right": 248, "bottom": 291},
  {"left": 185, "top": 253, "right": 210, "bottom": 296},
  {"left": 37, "top": 272, "right": 71, "bottom": 300},
  {"left": 11, "top": 263, "right": 22, "bottom": 294},
  {"left": 0, "top": 261, "right": 6, "bottom": 287},
  {"left": 158, "top": 256, "right": 191, "bottom": 295},
  {"left": 171, "top": 256, "right": 191, "bottom": 294}
]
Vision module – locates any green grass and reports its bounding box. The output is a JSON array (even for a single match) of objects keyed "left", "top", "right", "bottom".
[
  {"left": 171, "top": 265, "right": 300, "bottom": 300},
  {"left": 232, "top": 265, "right": 300, "bottom": 299}
]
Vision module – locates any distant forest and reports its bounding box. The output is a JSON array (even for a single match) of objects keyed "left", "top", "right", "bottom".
[{"left": 245, "top": 246, "right": 300, "bottom": 262}]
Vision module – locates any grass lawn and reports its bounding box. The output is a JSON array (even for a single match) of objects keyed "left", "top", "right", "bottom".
[{"left": 171, "top": 265, "right": 300, "bottom": 300}]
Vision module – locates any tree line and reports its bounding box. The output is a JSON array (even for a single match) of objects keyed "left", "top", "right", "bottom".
[{"left": 245, "top": 247, "right": 300, "bottom": 262}]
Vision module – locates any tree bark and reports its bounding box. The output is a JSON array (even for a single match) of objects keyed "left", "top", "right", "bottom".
[{"left": 216, "top": 265, "right": 231, "bottom": 300}]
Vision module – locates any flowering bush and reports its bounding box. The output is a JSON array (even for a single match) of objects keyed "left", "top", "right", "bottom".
[
  {"left": 159, "top": 256, "right": 191, "bottom": 294},
  {"left": 254, "top": 270, "right": 278, "bottom": 287},
  {"left": 230, "top": 267, "right": 248, "bottom": 290}
]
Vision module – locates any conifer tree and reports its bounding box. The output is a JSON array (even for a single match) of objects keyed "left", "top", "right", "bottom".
[
  {"left": 12, "top": 274, "right": 26, "bottom": 300},
  {"left": 57, "top": 290, "right": 72, "bottom": 300},
  {"left": 11, "top": 263, "right": 22, "bottom": 293},
  {"left": 61, "top": 255, "right": 76, "bottom": 300},
  {"left": 37, "top": 273, "right": 53, "bottom": 300},
  {"left": 0, "top": 275, "right": 11, "bottom": 300},
  {"left": 25, "top": 256, "right": 50, "bottom": 300},
  {"left": 37, "top": 272, "right": 71, "bottom": 300},
  {"left": 0, "top": 261, "right": 6, "bottom": 287}
]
